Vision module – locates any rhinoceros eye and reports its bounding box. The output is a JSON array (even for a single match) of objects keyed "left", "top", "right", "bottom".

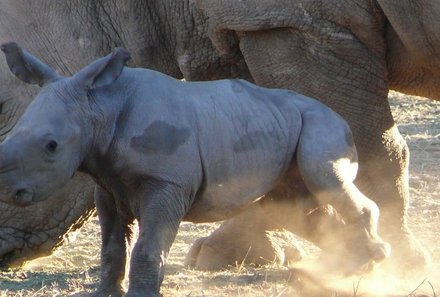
[{"left": 46, "top": 140, "right": 58, "bottom": 153}]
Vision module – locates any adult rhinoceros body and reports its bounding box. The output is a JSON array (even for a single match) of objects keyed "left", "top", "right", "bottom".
[{"left": 0, "top": 44, "right": 389, "bottom": 296}]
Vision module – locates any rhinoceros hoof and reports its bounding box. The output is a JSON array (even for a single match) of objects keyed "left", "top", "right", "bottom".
[{"left": 369, "top": 241, "right": 391, "bottom": 263}]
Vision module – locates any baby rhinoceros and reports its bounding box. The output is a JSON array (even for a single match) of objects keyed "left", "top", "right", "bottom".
[{"left": 0, "top": 43, "right": 390, "bottom": 297}]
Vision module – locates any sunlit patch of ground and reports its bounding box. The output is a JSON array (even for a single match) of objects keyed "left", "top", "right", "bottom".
[{"left": 0, "top": 92, "right": 439, "bottom": 296}]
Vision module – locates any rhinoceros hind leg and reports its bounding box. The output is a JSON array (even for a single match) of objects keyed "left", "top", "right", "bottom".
[{"left": 296, "top": 107, "right": 391, "bottom": 272}]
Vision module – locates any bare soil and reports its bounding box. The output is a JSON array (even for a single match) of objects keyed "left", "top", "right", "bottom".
[{"left": 0, "top": 92, "right": 439, "bottom": 296}]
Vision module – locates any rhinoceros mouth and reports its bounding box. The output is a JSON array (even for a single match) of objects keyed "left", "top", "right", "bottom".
[{"left": 13, "top": 189, "right": 34, "bottom": 207}]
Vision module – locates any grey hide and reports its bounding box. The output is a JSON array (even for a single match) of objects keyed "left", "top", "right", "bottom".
[{"left": 0, "top": 43, "right": 390, "bottom": 297}]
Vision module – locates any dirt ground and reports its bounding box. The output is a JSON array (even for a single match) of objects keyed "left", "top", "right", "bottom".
[{"left": 0, "top": 92, "right": 439, "bottom": 296}]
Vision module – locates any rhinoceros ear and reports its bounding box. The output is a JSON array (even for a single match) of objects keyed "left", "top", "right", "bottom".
[
  {"left": 72, "top": 47, "right": 131, "bottom": 90},
  {"left": 1, "top": 42, "right": 60, "bottom": 87}
]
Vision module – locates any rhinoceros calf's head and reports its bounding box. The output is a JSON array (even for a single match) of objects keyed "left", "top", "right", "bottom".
[{"left": 0, "top": 42, "right": 130, "bottom": 207}]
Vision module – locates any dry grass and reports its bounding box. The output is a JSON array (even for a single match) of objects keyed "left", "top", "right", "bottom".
[{"left": 0, "top": 92, "right": 439, "bottom": 296}]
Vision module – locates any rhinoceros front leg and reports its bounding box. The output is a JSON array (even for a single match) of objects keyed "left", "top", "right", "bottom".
[
  {"left": 125, "top": 181, "right": 188, "bottom": 297},
  {"left": 93, "top": 186, "right": 131, "bottom": 297}
]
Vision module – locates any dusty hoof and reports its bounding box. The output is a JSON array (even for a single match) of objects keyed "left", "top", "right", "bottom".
[{"left": 369, "top": 241, "right": 391, "bottom": 263}]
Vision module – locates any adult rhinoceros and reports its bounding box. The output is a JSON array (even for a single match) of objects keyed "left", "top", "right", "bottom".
[{"left": 0, "top": 0, "right": 434, "bottom": 271}]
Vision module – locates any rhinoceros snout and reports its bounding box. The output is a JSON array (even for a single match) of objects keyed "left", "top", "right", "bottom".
[{"left": 13, "top": 189, "right": 34, "bottom": 207}]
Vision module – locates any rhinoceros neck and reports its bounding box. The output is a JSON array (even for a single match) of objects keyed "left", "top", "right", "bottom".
[{"left": 78, "top": 72, "right": 134, "bottom": 176}]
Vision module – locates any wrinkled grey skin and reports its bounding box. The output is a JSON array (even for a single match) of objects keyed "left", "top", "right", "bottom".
[
  {"left": 0, "top": 0, "right": 299, "bottom": 269},
  {"left": 0, "top": 0, "right": 436, "bottom": 272},
  {"left": 0, "top": 0, "right": 234, "bottom": 268},
  {"left": 190, "top": 0, "right": 438, "bottom": 271},
  {"left": 0, "top": 43, "right": 390, "bottom": 297},
  {"left": 0, "top": 174, "right": 94, "bottom": 268}
]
